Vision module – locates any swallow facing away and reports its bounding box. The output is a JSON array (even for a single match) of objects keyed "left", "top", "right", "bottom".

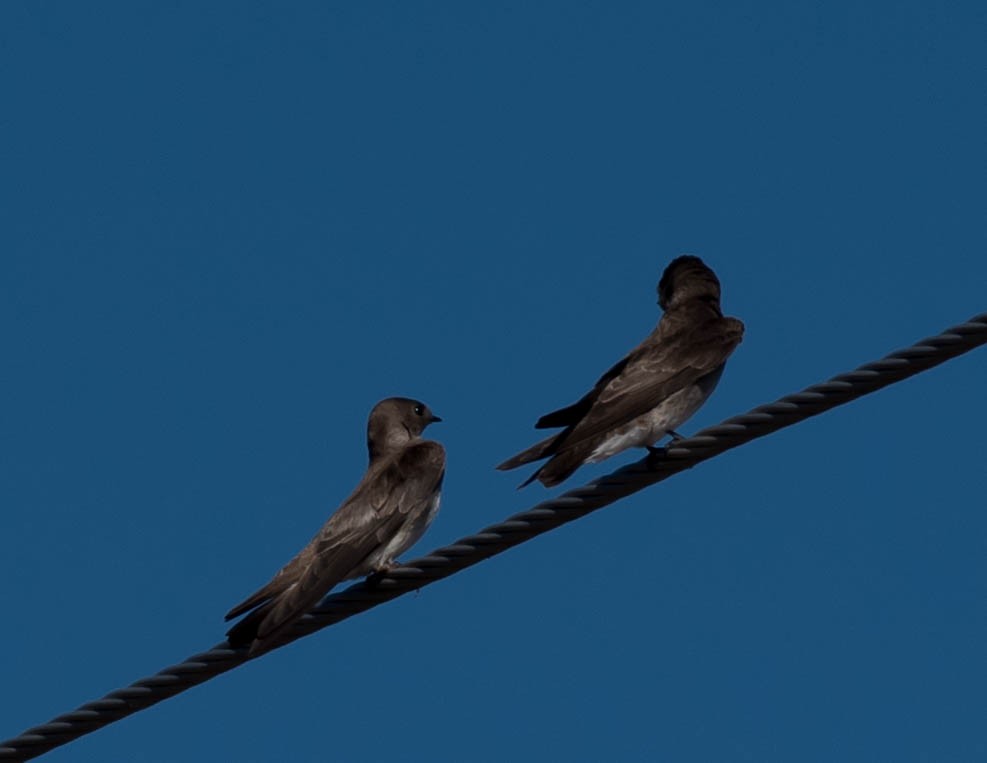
[
  {"left": 498, "top": 255, "right": 744, "bottom": 488},
  {"left": 226, "top": 397, "right": 445, "bottom": 655}
]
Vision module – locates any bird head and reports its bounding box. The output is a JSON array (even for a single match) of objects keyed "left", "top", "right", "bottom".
[
  {"left": 367, "top": 397, "right": 442, "bottom": 460},
  {"left": 657, "top": 255, "right": 722, "bottom": 311}
]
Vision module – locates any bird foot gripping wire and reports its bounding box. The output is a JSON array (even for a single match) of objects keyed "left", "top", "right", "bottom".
[{"left": 645, "top": 430, "right": 685, "bottom": 461}]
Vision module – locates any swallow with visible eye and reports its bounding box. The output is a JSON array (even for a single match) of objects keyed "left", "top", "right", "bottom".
[{"left": 226, "top": 397, "right": 445, "bottom": 655}]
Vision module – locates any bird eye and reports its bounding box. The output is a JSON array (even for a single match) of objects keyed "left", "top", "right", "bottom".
[{"left": 414, "top": 404, "right": 424, "bottom": 416}]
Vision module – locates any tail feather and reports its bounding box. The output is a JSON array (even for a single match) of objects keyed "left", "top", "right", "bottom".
[
  {"left": 517, "top": 465, "right": 545, "bottom": 489},
  {"left": 225, "top": 578, "right": 293, "bottom": 654},
  {"left": 497, "top": 432, "right": 563, "bottom": 471},
  {"left": 532, "top": 447, "right": 588, "bottom": 488},
  {"left": 225, "top": 582, "right": 279, "bottom": 622},
  {"left": 512, "top": 441, "right": 594, "bottom": 489},
  {"left": 226, "top": 603, "right": 270, "bottom": 649},
  {"left": 225, "top": 600, "right": 297, "bottom": 657}
]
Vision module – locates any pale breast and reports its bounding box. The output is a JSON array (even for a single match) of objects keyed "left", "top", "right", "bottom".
[{"left": 357, "top": 492, "right": 442, "bottom": 575}]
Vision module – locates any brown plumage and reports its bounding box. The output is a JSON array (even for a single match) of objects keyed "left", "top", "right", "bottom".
[
  {"left": 498, "top": 255, "right": 744, "bottom": 487},
  {"left": 226, "top": 397, "right": 445, "bottom": 655}
]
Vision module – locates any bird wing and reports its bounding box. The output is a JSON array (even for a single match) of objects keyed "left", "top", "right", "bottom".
[
  {"left": 553, "top": 317, "right": 744, "bottom": 452},
  {"left": 247, "top": 441, "right": 445, "bottom": 645}
]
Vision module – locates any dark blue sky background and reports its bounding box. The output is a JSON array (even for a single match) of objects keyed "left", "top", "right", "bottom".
[{"left": 3, "top": 2, "right": 986, "bottom": 761}]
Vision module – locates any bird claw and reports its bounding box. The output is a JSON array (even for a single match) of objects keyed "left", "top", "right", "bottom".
[
  {"left": 646, "top": 430, "right": 685, "bottom": 461},
  {"left": 645, "top": 445, "right": 666, "bottom": 465},
  {"left": 366, "top": 560, "right": 398, "bottom": 586}
]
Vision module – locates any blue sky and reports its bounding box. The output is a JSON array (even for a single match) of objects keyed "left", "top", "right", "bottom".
[{"left": 2, "top": 2, "right": 986, "bottom": 761}]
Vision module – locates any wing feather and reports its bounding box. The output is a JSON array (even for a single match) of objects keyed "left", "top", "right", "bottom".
[
  {"left": 226, "top": 441, "right": 445, "bottom": 652},
  {"left": 555, "top": 318, "right": 742, "bottom": 451}
]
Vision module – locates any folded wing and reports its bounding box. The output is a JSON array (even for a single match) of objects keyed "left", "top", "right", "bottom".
[
  {"left": 226, "top": 441, "right": 445, "bottom": 653},
  {"left": 556, "top": 318, "right": 743, "bottom": 452}
]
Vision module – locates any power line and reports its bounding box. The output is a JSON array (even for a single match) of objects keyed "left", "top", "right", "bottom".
[{"left": 2, "top": 311, "right": 985, "bottom": 762}]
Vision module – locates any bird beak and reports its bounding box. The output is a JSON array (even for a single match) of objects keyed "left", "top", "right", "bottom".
[{"left": 430, "top": 414, "right": 443, "bottom": 423}]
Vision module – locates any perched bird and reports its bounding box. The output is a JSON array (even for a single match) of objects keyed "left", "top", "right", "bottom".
[
  {"left": 498, "top": 255, "right": 744, "bottom": 488},
  {"left": 226, "top": 397, "right": 445, "bottom": 655}
]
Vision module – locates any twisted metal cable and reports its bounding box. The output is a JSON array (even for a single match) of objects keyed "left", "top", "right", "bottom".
[{"left": 3, "top": 311, "right": 985, "bottom": 761}]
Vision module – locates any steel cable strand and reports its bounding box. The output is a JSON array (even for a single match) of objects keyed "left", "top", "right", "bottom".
[{"left": 2, "top": 311, "right": 985, "bottom": 761}]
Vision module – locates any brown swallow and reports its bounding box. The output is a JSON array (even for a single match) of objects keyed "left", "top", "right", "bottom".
[
  {"left": 498, "top": 255, "right": 743, "bottom": 487},
  {"left": 226, "top": 397, "right": 445, "bottom": 655}
]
